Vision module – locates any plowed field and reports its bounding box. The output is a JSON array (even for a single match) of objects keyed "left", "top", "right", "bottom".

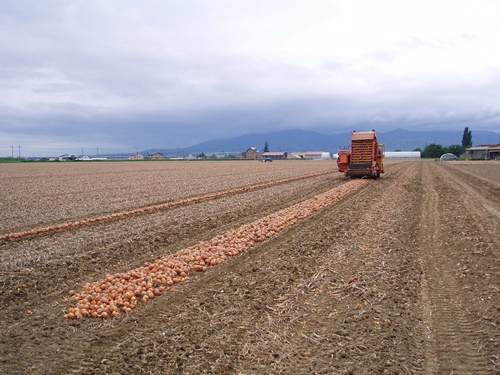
[{"left": 0, "top": 160, "right": 498, "bottom": 374}]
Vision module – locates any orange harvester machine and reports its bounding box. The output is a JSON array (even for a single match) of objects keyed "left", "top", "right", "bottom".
[{"left": 337, "top": 130, "right": 385, "bottom": 179}]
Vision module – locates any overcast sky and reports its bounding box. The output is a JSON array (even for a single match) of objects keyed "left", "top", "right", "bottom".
[{"left": 1, "top": 0, "right": 499, "bottom": 156}]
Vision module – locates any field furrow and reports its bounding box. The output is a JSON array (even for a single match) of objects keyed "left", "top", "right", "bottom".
[{"left": 0, "top": 161, "right": 336, "bottom": 233}]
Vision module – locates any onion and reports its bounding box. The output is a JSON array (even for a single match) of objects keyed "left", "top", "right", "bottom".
[{"left": 64, "top": 179, "right": 368, "bottom": 319}]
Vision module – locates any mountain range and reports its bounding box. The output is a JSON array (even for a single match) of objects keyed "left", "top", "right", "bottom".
[{"left": 147, "top": 128, "right": 500, "bottom": 155}]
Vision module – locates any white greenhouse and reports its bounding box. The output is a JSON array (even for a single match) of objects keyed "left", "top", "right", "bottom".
[
  {"left": 384, "top": 151, "right": 421, "bottom": 158},
  {"left": 440, "top": 153, "right": 458, "bottom": 161}
]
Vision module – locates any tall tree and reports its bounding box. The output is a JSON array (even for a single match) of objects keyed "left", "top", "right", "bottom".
[
  {"left": 461, "top": 127, "right": 472, "bottom": 149},
  {"left": 422, "top": 143, "right": 445, "bottom": 158},
  {"left": 445, "top": 144, "right": 464, "bottom": 157},
  {"left": 263, "top": 141, "right": 269, "bottom": 153}
]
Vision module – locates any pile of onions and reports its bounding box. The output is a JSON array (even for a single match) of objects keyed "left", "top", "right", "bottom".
[
  {"left": 64, "top": 179, "right": 367, "bottom": 319},
  {"left": 2, "top": 171, "right": 331, "bottom": 241}
]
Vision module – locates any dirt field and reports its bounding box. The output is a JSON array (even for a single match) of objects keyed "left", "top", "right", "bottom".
[{"left": 0, "top": 160, "right": 498, "bottom": 374}]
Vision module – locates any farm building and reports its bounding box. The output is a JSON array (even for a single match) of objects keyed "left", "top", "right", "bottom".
[
  {"left": 244, "top": 147, "right": 260, "bottom": 160},
  {"left": 385, "top": 151, "right": 421, "bottom": 158},
  {"left": 77, "top": 155, "right": 93, "bottom": 161},
  {"left": 465, "top": 144, "right": 500, "bottom": 160},
  {"left": 305, "top": 151, "right": 331, "bottom": 160},
  {"left": 289, "top": 152, "right": 305, "bottom": 159},
  {"left": 261, "top": 151, "right": 288, "bottom": 160},
  {"left": 57, "top": 154, "right": 70, "bottom": 161},
  {"left": 148, "top": 152, "right": 164, "bottom": 160},
  {"left": 129, "top": 153, "right": 145, "bottom": 160}
]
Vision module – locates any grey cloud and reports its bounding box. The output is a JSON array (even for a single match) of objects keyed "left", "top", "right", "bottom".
[{"left": 0, "top": 0, "right": 499, "bottom": 156}]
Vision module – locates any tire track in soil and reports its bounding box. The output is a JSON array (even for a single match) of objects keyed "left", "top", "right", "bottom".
[{"left": 418, "top": 161, "right": 497, "bottom": 374}]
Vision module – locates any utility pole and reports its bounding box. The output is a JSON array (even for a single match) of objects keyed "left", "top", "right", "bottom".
[
  {"left": 10, "top": 146, "right": 13, "bottom": 158},
  {"left": 18, "top": 146, "right": 21, "bottom": 159}
]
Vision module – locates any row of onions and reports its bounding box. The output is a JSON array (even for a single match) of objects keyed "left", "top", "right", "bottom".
[
  {"left": 64, "top": 179, "right": 368, "bottom": 319},
  {"left": 1, "top": 171, "right": 332, "bottom": 241}
]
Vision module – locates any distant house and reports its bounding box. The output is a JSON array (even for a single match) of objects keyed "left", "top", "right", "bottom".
[
  {"left": 129, "top": 153, "right": 145, "bottom": 160},
  {"left": 77, "top": 155, "right": 93, "bottom": 161},
  {"left": 245, "top": 147, "right": 260, "bottom": 160},
  {"left": 149, "top": 152, "right": 164, "bottom": 160},
  {"left": 465, "top": 144, "right": 500, "bottom": 160},
  {"left": 57, "top": 154, "right": 69, "bottom": 161},
  {"left": 261, "top": 151, "right": 288, "bottom": 160}
]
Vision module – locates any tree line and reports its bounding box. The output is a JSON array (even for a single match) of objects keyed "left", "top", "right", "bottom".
[{"left": 418, "top": 127, "right": 473, "bottom": 158}]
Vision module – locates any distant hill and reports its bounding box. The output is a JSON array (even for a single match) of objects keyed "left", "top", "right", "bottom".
[
  {"left": 143, "top": 128, "right": 500, "bottom": 155},
  {"left": 185, "top": 129, "right": 346, "bottom": 153}
]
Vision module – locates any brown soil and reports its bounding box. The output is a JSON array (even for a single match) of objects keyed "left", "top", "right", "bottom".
[{"left": 0, "top": 160, "right": 498, "bottom": 374}]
